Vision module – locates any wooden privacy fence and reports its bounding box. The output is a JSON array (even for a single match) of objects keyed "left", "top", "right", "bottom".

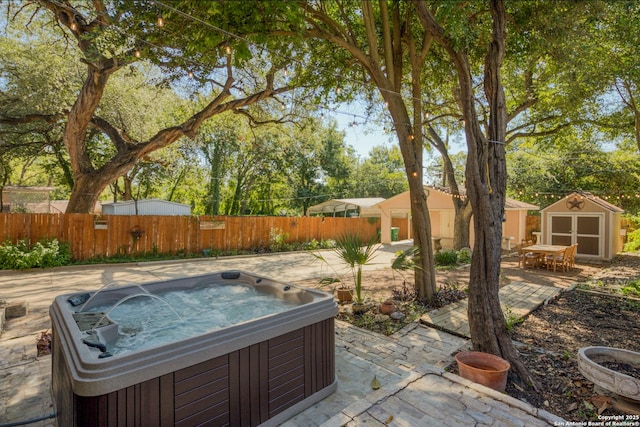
[
  {"left": 0, "top": 213, "right": 381, "bottom": 261},
  {"left": 525, "top": 215, "right": 541, "bottom": 241}
]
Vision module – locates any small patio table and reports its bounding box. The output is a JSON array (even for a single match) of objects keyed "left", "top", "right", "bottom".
[{"left": 520, "top": 244, "right": 569, "bottom": 270}]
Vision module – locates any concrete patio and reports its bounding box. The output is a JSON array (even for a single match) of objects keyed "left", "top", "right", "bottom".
[{"left": 0, "top": 247, "right": 567, "bottom": 426}]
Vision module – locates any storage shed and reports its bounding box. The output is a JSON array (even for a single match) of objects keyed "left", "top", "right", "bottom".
[
  {"left": 101, "top": 199, "right": 191, "bottom": 216},
  {"left": 540, "top": 192, "right": 624, "bottom": 260},
  {"left": 375, "top": 186, "right": 538, "bottom": 248}
]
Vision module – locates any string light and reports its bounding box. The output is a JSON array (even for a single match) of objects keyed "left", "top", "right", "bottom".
[
  {"left": 134, "top": 49, "right": 141, "bottom": 58},
  {"left": 283, "top": 66, "right": 288, "bottom": 77},
  {"left": 70, "top": 22, "right": 77, "bottom": 31},
  {"left": 157, "top": 15, "right": 164, "bottom": 27},
  {"left": 225, "top": 41, "right": 231, "bottom": 55},
  {"left": 188, "top": 71, "right": 193, "bottom": 79}
]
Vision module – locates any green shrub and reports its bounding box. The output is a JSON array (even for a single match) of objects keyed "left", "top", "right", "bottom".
[
  {"left": 457, "top": 248, "right": 472, "bottom": 264},
  {"left": 269, "top": 227, "right": 290, "bottom": 252},
  {"left": 434, "top": 249, "right": 459, "bottom": 266},
  {"left": 0, "top": 238, "right": 71, "bottom": 270},
  {"left": 621, "top": 279, "right": 640, "bottom": 297},
  {"left": 623, "top": 228, "right": 640, "bottom": 252}
]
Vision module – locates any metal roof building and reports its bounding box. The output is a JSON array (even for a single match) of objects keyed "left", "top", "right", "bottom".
[
  {"left": 306, "top": 198, "right": 385, "bottom": 217},
  {"left": 101, "top": 199, "right": 191, "bottom": 216}
]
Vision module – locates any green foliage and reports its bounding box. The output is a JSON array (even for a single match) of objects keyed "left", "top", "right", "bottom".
[
  {"left": 624, "top": 229, "right": 640, "bottom": 252},
  {"left": 621, "top": 279, "right": 640, "bottom": 297},
  {"left": 503, "top": 305, "right": 524, "bottom": 331},
  {"left": 330, "top": 234, "right": 379, "bottom": 303},
  {"left": 507, "top": 136, "right": 640, "bottom": 214},
  {"left": 391, "top": 246, "right": 421, "bottom": 273},
  {"left": 434, "top": 250, "right": 459, "bottom": 266},
  {"left": 457, "top": 248, "right": 472, "bottom": 264},
  {"left": 303, "top": 239, "right": 335, "bottom": 251},
  {"left": 268, "top": 227, "right": 290, "bottom": 252},
  {"left": 0, "top": 239, "right": 70, "bottom": 270}
]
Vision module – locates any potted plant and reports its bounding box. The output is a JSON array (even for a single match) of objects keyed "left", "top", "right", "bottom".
[
  {"left": 318, "top": 277, "right": 352, "bottom": 303},
  {"left": 336, "top": 286, "right": 353, "bottom": 303},
  {"left": 316, "top": 234, "right": 379, "bottom": 313}
]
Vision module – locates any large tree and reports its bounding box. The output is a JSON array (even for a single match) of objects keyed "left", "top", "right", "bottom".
[
  {"left": 290, "top": 1, "right": 438, "bottom": 300},
  {"left": 5, "top": 1, "right": 294, "bottom": 213},
  {"left": 414, "top": 0, "right": 537, "bottom": 385}
]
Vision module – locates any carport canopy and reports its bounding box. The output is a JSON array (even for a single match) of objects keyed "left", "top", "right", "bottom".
[{"left": 307, "top": 198, "right": 385, "bottom": 217}]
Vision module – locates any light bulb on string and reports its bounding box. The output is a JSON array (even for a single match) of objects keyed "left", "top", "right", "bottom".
[
  {"left": 336, "top": 86, "right": 341, "bottom": 95},
  {"left": 157, "top": 15, "right": 164, "bottom": 27},
  {"left": 188, "top": 71, "right": 194, "bottom": 79},
  {"left": 70, "top": 22, "right": 78, "bottom": 31},
  {"left": 283, "top": 66, "right": 288, "bottom": 77},
  {"left": 134, "top": 49, "right": 141, "bottom": 58},
  {"left": 225, "top": 42, "right": 232, "bottom": 55}
]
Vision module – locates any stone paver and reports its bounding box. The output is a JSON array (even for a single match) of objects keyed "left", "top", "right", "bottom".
[
  {"left": 421, "top": 281, "right": 563, "bottom": 338},
  {"left": 0, "top": 248, "right": 566, "bottom": 426}
]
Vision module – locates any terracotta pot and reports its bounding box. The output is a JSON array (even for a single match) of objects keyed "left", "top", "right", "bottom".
[
  {"left": 336, "top": 288, "right": 353, "bottom": 303},
  {"left": 379, "top": 301, "right": 397, "bottom": 315},
  {"left": 455, "top": 351, "right": 510, "bottom": 392},
  {"left": 351, "top": 302, "right": 367, "bottom": 315}
]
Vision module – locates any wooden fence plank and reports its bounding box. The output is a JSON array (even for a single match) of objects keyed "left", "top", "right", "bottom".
[{"left": 0, "top": 213, "right": 385, "bottom": 261}]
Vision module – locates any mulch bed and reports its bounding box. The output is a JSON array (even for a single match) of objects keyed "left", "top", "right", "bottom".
[{"left": 507, "top": 289, "right": 640, "bottom": 421}]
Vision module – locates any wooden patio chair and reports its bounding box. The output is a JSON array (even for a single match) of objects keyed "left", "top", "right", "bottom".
[
  {"left": 567, "top": 243, "right": 578, "bottom": 269},
  {"left": 517, "top": 241, "right": 529, "bottom": 267},
  {"left": 545, "top": 247, "right": 571, "bottom": 272},
  {"left": 518, "top": 242, "right": 540, "bottom": 268},
  {"left": 523, "top": 251, "right": 541, "bottom": 268}
]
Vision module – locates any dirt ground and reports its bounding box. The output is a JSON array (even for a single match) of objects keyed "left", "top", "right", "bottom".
[
  {"left": 507, "top": 253, "right": 640, "bottom": 422},
  {"left": 295, "top": 252, "right": 640, "bottom": 421}
]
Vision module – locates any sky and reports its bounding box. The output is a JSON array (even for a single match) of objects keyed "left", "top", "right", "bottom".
[
  {"left": 330, "top": 100, "right": 395, "bottom": 158},
  {"left": 335, "top": 114, "right": 393, "bottom": 158}
]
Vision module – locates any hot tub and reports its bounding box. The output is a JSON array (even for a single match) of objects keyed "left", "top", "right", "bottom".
[{"left": 50, "top": 271, "right": 338, "bottom": 427}]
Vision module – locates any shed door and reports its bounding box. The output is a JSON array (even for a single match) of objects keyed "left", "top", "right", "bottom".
[{"left": 549, "top": 214, "right": 603, "bottom": 258}]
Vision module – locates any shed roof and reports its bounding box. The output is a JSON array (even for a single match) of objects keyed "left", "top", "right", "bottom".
[
  {"left": 307, "top": 198, "right": 385, "bottom": 215},
  {"left": 541, "top": 192, "right": 624, "bottom": 213}
]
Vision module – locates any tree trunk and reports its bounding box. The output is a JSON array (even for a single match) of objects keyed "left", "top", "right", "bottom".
[
  {"left": 67, "top": 171, "right": 119, "bottom": 213},
  {"left": 427, "top": 125, "right": 472, "bottom": 249},
  {"left": 414, "top": 0, "right": 538, "bottom": 388},
  {"left": 452, "top": 203, "right": 472, "bottom": 250}
]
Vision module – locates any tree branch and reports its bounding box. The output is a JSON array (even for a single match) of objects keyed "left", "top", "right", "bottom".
[{"left": 0, "top": 113, "right": 65, "bottom": 125}]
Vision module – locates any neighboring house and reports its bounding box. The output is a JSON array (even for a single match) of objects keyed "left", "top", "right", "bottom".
[
  {"left": 101, "top": 199, "right": 191, "bottom": 216},
  {"left": 540, "top": 192, "right": 624, "bottom": 261},
  {"left": 375, "top": 186, "right": 538, "bottom": 248},
  {"left": 306, "top": 198, "right": 385, "bottom": 218},
  {"left": 0, "top": 186, "right": 56, "bottom": 213}
]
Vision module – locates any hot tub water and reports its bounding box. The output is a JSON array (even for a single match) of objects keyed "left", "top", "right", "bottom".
[{"left": 85, "top": 284, "right": 300, "bottom": 355}]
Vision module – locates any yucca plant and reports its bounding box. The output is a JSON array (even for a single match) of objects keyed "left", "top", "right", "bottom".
[{"left": 332, "top": 234, "right": 379, "bottom": 304}]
